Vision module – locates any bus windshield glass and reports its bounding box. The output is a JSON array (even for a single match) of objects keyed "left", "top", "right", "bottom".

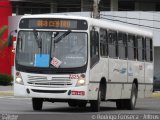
[{"left": 16, "top": 31, "right": 87, "bottom": 68}]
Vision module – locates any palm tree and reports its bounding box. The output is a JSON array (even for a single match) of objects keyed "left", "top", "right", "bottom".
[{"left": 0, "top": 26, "right": 8, "bottom": 51}]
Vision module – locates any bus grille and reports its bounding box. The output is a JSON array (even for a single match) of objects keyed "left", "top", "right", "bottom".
[{"left": 27, "top": 75, "right": 72, "bottom": 88}]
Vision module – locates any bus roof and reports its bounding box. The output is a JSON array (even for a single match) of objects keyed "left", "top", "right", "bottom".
[{"left": 21, "top": 14, "right": 153, "bottom": 38}]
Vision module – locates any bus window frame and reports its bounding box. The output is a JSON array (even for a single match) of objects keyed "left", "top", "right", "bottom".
[{"left": 90, "top": 29, "right": 100, "bottom": 68}]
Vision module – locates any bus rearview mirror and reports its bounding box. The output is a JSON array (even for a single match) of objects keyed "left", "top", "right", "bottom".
[
  {"left": 8, "top": 35, "right": 13, "bottom": 47},
  {"left": 8, "top": 29, "right": 17, "bottom": 47}
]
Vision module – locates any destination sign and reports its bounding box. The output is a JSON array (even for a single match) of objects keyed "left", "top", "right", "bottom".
[{"left": 19, "top": 18, "right": 88, "bottom": 30}]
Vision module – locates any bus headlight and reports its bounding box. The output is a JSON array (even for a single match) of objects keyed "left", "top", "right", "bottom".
[
  {"left": 76, "top": 74, "right": 86, "bottom": 86},
  {"left": 15, "top": 72, "right": 24, "bottom": 85}
]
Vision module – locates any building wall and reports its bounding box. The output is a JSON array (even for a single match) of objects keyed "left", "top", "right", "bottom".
[
  {"left": 135, "top": 2, "right": 156, "bottom": 11},
  {"left": 11, "top": 0, "right": 160, "bottom": 15},
  {"left": 0, "top": 1, "right": 12, "bottom": 75},
  {"left": 100, "top": 11, "right": 160, "bottom": 76},
  {"left": 100, "top": 12, "right": 160, "bottom": 46}
]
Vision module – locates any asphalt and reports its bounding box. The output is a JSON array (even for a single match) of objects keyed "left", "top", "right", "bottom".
[{"left": 0, "top": 97, "right": 160, "bottom": 120}]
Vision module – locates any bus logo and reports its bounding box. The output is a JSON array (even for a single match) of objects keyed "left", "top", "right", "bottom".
[{"left": 113, "top": 68, "right": 127, "bottom": 74}]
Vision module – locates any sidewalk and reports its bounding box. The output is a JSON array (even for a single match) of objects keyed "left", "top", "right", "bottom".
[{"left": 0, "top": 85, "right": 14, "bottom": 96}]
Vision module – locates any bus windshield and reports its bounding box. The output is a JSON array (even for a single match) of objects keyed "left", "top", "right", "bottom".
[{"left": 16, "top": 31, "right": 87, "bottom": 68}]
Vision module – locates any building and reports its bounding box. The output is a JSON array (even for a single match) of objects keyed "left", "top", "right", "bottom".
[{"left": 11, "top": 0, "right": 160, "bottom": 16}]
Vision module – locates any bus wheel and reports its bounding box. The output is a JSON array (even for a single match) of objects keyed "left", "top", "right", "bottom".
[
  {"left": 90, "top": 90, "right": 101, "bottom": 112},
  {"left": 78, "top": 100, "right": 87, "bottom": 108},
  {"left": 68, "top": 100, "right": 77, "bottom": 107},
  {"left": 32, "top": 98, "right": 43, "bottom": 111},
  {"left": 126, "top": 83, "right": 138, "bottom": 110}
]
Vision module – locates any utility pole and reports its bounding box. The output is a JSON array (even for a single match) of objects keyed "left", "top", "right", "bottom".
[{"left": 93, "top": 0, "right": 100, "bottom": 19}]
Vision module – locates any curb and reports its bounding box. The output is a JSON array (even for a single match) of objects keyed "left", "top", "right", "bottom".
[
  {"left": 151, "top": 92, "right": 160, "bottom": 97},
  {"left": 0, "top": 91, "right": 13, "bottom": 96}
]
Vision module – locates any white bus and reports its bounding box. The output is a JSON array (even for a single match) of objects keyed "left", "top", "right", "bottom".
[{"left": 10, "top": 14, "right": 153, "bottom": 112}]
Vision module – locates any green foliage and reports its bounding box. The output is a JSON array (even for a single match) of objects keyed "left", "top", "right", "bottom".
[
  {"left": 0, "top": 26, "right": 7, "bottom": 37},
  {"left": 0, "top": 74, "right": 13, "bottom": 86},
  {"left": 0, "top": 26, "right": 8, "bottom": 51}
]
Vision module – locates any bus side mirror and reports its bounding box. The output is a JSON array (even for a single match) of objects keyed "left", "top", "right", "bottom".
[
  {"left": 8, "top": 34, "right": 13, "bottom": 47},
  {"left": 8, "top": 30, "right": 17, "bottom": 47},
  {"left": 90, "top": 31, "right": 94, "bottom": 41}
]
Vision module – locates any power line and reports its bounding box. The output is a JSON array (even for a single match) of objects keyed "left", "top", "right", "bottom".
[
  {"left": 100, "top": 14, "right": 160, "bottom": 23},
  {"left": 100, "top": 5, "right": 160, "bottom": 16},
  {"left": 100, "top": 16, "right": 160, "bottom": 31}
]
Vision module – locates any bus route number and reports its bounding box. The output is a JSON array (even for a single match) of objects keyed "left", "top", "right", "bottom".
[{"left": 69, "top": 74, "right": 79, "bottom": 79}]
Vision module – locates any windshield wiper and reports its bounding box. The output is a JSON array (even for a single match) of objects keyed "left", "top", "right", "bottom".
[
  {"left": 54, "top": 30, "right": 71, "bottom": 43},
  {"left": 33, "top": 29, "right": 42, "bottom": 54},
  {"left": 33, "top": 29, "right": 42, "bottom": 48}
]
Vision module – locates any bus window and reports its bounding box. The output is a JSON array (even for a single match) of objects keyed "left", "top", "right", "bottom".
[
  {"left": 108, "top": 30, "right": 117, "bottom": 58},
  {"left": 100, "top": 29, "right": 108, "bottom": 57},
  {"left": 128, "top": 34, "right": 136, "bottom": 60},
  {"left": 146, "top": 38, "right": 153, "bottom": 62},
  {"left": 137, "top": 36, "right": 143, "bottom": 61},
  {"left": 142, "top": 37, "right": 145, "bottom": 61},
  {"left": 150, "top": 39, "right": 153, "bottom": 61},
  {"left": 118, "top": 32, "right": 127, "bottom": 59},
  {"left": 90, "top": 30, "right": 99, "bottom": 67}
]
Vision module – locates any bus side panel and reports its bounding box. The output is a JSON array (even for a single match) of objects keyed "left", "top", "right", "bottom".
[
  {"left": 145, "top": 62, "right": 153, "bottom": 97},
  {"left": 119, "top": 60, "right": 132, "bottom": 99},
  {"left": 108, "top": 59, "right": 127, "bottom": 99},
  {"left": 88, "top": 58, "right": 108, "bottom": 100},
  {"left": 128, "top": 61, "right": 145, "bottom": 98}
]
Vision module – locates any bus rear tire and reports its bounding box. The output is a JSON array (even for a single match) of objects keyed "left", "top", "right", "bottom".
[
  {"left": 32, "top": 98, "right": 43, "bottom": 111},
  {"left": 90, "top": 90, "right": 101, "bottom": 112},
  {"left": 126, "top": 83, "right": 138, "bottom": 110}
]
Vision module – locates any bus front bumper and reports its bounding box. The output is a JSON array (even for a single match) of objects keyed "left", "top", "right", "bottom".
[{"left": 14, "top": 84, "right": 88, "bottom": 100}]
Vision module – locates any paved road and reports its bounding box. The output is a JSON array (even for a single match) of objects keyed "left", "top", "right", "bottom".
[
  {"left": 0, "top": 97, "right": 160, "bottom": 120},
  {"left": 0, "top": 85, "right": 13, "bottom": 91}
]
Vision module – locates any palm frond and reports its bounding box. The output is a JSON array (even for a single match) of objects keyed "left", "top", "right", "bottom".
[
  {"left": 0, "top": 26, "right": 8, "bottom": 38},
  {"left": 0, "top": 26, "right": 8, "bottom": 51},
  {"left": 0, "top": 39, "right": 8, "bottom": 51}
]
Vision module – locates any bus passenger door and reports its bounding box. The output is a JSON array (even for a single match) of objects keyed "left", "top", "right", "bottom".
[
  {"left": 89, "top": 28, "right": 109, "bottom": 101},
  {"left": 89, "top": 28, "right": 101, "bottom": 100}
]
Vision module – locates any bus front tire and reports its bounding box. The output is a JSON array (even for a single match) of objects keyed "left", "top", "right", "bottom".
[
  {"left": 90, "top": 90, "right": 101, "bottom": 112},
  {"left": 78, "top": 101, "right": 87, "bottom": 108},
  {"left": 68, "top": 101, "right": 77, "bottom": 107},
  {"left": 32, "top": 98, "right": 43, "bottom": 111}
]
